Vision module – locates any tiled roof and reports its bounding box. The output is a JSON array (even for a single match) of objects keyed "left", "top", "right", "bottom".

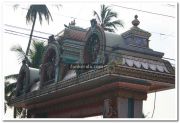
[{"left": 64, "top": 28, "right": 87, "bottom": 42}]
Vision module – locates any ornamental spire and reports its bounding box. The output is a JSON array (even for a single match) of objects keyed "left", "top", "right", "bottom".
[{"left": 132, "top": 15, "right": 140, "bottom": 27}]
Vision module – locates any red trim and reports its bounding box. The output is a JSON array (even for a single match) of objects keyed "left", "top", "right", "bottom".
[
  {"left": 27, "top": 82, "right": 148, "bottom": 109},
  {"left": 48, "top": 102, "right": 102, "bottom": 117}
]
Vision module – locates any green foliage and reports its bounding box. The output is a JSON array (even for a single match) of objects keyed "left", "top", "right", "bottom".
[
  {"left": 4, "top": 81, "right": 23, "bottom": 118},
  {"left": 29, "top": 41, "right": 46, "bottom": 68},
  {"left": 11, "top": 40, "right": 46, "bottom": 68},
  {"left": 5, "top": 40, "right": 46, "bottom": 117},
  {"left": 5, "top": 81, "right": 16, "bottom": 106},
  {"left": 93, "top": 4, "right": 124, "bottom": 32},
  {"left": 7, "top": 4, "right": 56, "bottom": 118},
  {"left": 5, "top": 74, "right": 19, "bottom": 80},
  {"left": 26, "top": 5, "right": 53, "bottom": 25}
]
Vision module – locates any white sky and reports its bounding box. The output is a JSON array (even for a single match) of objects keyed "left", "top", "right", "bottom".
[{"left": 1, "top": 0, "right": 178, "bottom": 120}]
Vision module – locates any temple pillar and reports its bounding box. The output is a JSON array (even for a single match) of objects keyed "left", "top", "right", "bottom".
[
  {"left": 116, "top": 97, "right": 143, "bottom": 118},
  {"left": 117, "top": 97, "right": 128, "bottom": 118},
  {"left": 134, "top": 100, "right": 143, "bottom": 118},
  {"left": 103, "top": 99, "right": 117, "bottom": 118}
]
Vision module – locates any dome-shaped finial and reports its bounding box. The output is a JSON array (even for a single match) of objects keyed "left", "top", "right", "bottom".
[{"left": 132, "top": 15, "right": 140, "bottom": 27}]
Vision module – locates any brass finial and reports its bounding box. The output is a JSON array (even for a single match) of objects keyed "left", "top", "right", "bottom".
[{"left": 132, "top": 15, "right": 140, "bottom": 27}]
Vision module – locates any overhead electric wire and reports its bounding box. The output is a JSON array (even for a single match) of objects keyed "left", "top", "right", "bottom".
[
  {"left": 151, "top": 92, "right": 157, "bottom": 118},
  {"left": 18, "top": 6, "right": 89, "bottom": 22},
  {"left": 4, "top": 28, "right": 175, "bottom": 63},
  {"left": 4, "top": 23, "right": 175, "bottom": 39},
  {"left": 150, "top": 31, "right": 174, "bottom": 37},
  {"left": 111, "top": 4, "right": 175, "bottom": 18},
  {"left": 6, "top": 5, "right": 176, "bottom": 38},
  {"left": 4, "top": 29, "right": 48, "bottom": 40},
  {"left": 5, "top": 24, "right": 53, "bottom": 35},
  {"left": 4, "top": 31, "right": 45, "bottom": 41},
  {"left": 5, "top": 31, "right": 28, "bottom": 38},
  {"left": 162, "top": 57, "right": 175, "bottom": 61}
]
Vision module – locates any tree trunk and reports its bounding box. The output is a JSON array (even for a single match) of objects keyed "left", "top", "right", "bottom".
[{"left": 25, "top": 13, "right": 37, "bottom": 56}]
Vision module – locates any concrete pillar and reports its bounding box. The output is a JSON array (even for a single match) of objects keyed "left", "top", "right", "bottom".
[
  {"left": 134, "top": 100, "right": 143, "bottom": 118},
  {"left": 103, "top": 99, "right": 117, "bottom": 118},
  {"left": 103, "top": 99, "right": 112, "bottom": 118},
  {"left": 116, "top": 97, "right": 143, "bottom": 118},
  {"left": 117, "top": 97, "right": 128, "bottom": 118}
]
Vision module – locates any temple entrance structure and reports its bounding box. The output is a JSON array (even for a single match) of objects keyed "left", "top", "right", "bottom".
[{"left": 11, "top": 15, "right": 175, "bottom": 118}]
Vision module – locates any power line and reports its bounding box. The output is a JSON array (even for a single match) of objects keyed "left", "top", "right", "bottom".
[
  {"left": 151, "top": 92, "right": 156, "bottom": 118},
  {"left": 150, "top": 31, "right": 174, "bottom": 37},
  {"left": 5, "top": 31, "right": 46, "bottom": 41},
  {"left": 5, "top": 24, "right": 53, "bottom": 35},
  {"left": 162, "top": 57, "right": 175, "bottom": 61},
  {"left": 5, "top": 31, "right": 28, "bottom": 38},
  {"left": 19, "top": 5, "right": 175, "bottom": 19},
  {"left": 10, "top": 5, "right": 175, "bottom": 37},
  {"left": 58, "top": 14, "right": 89, "bottom": 22},
  {"left": 166, "top": 4, "right": 175, "bottom": 8},
  {"left": 111, "top": 4, "right": 175, "bottom": 18},
  {"left": 4, "top": 28, "right": 175, "bottom": 62},
  {"left": 4, "top": 29, "right": 48, "bottom": 40},
  {"left": 4, "top": 23, "right": 175, "bottom": 38},
  {"left": 18, "top": 6, "right": 89, "bottom": 22}
]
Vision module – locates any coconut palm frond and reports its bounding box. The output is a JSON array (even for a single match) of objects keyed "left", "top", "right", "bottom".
[
  {"left": 26, "top": 5, "right": 53, "bottom": 25},
  {"left": 5, "top": 81, "right": 16, "bottom": 108},
  {"left": 11, "top": 45, "right": 31, "bottom": 64},
  {"left": 29, "top": 40, "right": 46, "bottom": 68},
  {"left": 103, "top": 27, "right": 114, "bottom": 32},
  {"left": 5, "top": 82, "right": 16, "bottom": 96},
  {"left": 5, "top": 74, "right": 19, "bottom": 80},
  {"left": 13, "top": 4, "right": 19, "bottom": 11},
  {"left": 105, "top": 22, "right": 117, "bottom": 31},
  {"left": 103, "top": 10, "right": 117, "bottom": 24},
  {"left": 93, "top": 10, "right": 101, "bottom": 23},
  {"left": 11, "top": 45, "right": 26, "bottom": 61},
  {"left": 105, "top": 20, "right": 123, "bottom": 31},
  {"left": 93, "top": 4, "right": 124, "bottom": 32},
  {"left": 53, "top": 4, "right": 62, "bottom": 10},
  {"left": 101, "top": 4, "right": 110, "bottom": 23},
  {"left": 26, "top": 5, "right": 36, "bottom": 24},
  {"left": 111, "top": 20, "right": 124, "bottom": 28}
]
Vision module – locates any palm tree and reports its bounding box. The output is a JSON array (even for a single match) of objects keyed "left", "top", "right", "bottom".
[
  {"left": 11, "top": 40, "right": 46, "bottom": 69},
  {"left": 93, "top": 4, "right": 124, "bottom": 32},
  {"left": 5, "top": 81, "right": 22, "bottom": 118},
  {"left": 5, "top": 81, "right": 16, "bottom": 112},
  {"left": 5, "top": 40, "right": 46, "bottom": 118},
  {"left": 13, "top": 4, "right": 61, "bottom": 58},
  {"left": 25, "top": 5, "right": 53, "bottom": 57}
]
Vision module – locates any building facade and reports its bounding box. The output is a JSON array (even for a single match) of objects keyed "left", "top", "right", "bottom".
[{"left": 11, "top": 15, "right": 175, "bottom": 118}]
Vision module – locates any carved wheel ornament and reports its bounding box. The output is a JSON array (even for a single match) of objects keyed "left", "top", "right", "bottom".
[
  {"left": 83, "top": 21, "right": 106, "bottom": 64},
  {"left": 85, "top": 34, "right": 100, "bottom": 63},
  {"left": 40, "top": 41, "right": 61, "bottom": 87}
]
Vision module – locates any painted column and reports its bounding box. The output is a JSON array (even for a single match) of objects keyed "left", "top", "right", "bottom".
[
  {"left": 116, "top": 97, "right": 143, "bottom": 118},
  {"left": 103, "top": 99, "right": 116, "bottom": 118},
  {"left": 134, "top": 100, "right": 143, "bottom": 118},
  {"left": 117, "top": 97, "right": 128, "bottom": 118}
]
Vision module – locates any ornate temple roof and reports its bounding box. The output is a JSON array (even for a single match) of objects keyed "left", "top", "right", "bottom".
[
  {"left": 11, "top": 16, "right": 175, "bottom": 110},
  {"left": 63, "top": 27, "right": 87, "bottom": 42},
  {"left": 122, "top": 15, "right": 151, "bottom": 39},
  {"left": 122, "top": 55, "right": 169, "bottom": 73}
]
